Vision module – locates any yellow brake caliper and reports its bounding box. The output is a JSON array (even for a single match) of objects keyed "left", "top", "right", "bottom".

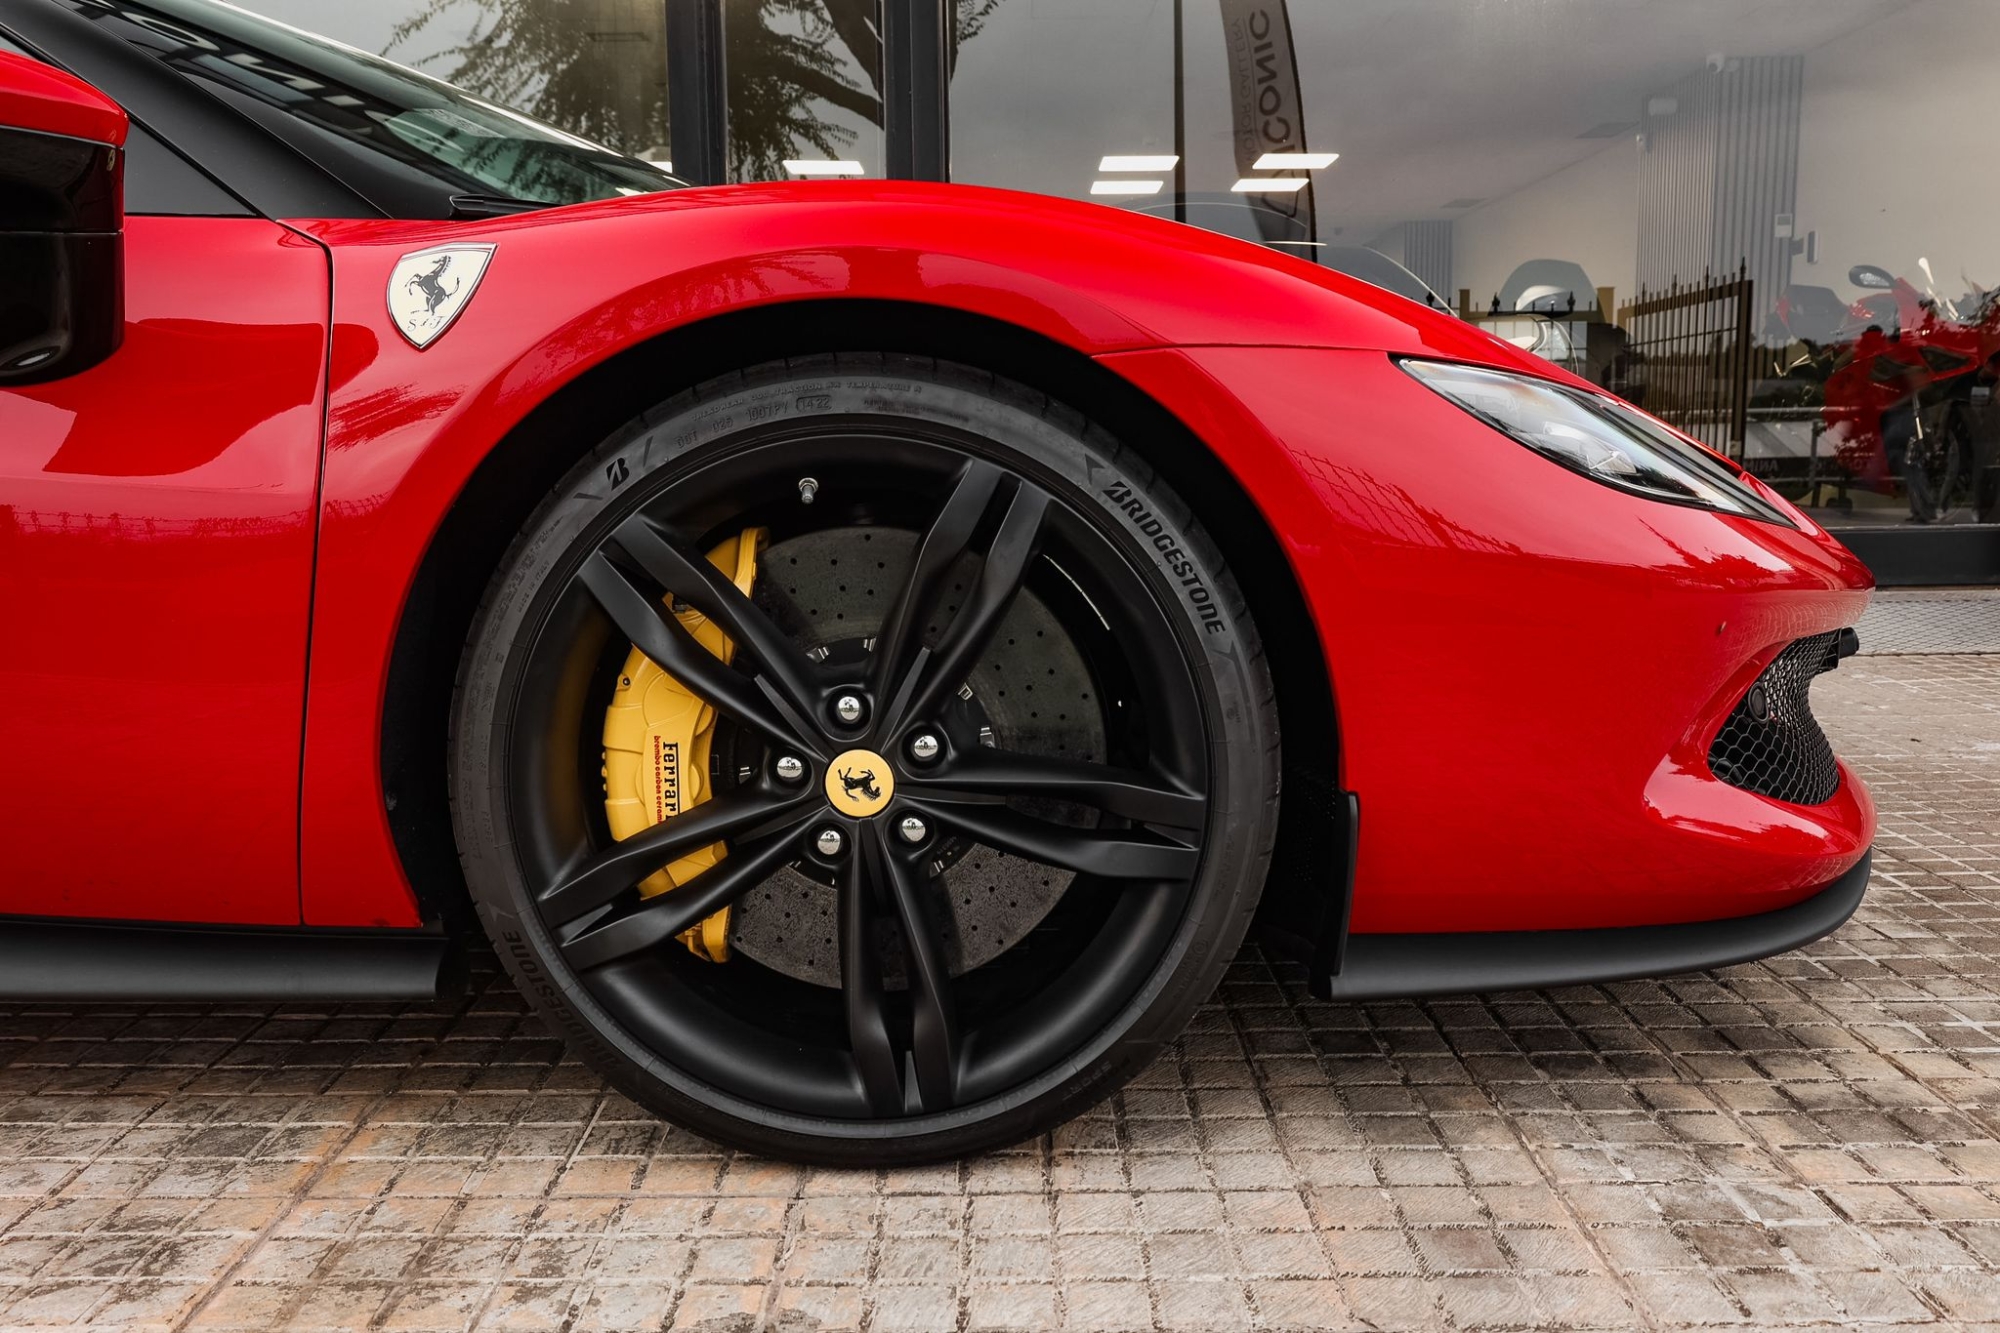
[{"left": 600, "top": 527, "right": 767, "bottom": 962}]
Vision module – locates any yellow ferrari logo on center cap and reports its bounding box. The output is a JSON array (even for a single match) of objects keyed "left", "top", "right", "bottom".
[{"left": 826, "top": 749, "right": 893, "bottom": 817}]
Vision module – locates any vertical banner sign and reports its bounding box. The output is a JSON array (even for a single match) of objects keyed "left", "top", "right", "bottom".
[{"left": 1219, "top": 0, "right": 1316, "bottom": 247}]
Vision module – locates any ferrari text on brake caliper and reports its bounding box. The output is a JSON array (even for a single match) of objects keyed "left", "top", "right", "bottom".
[{"left": 600, "top": 528, "right": 766, "bottom": 961}]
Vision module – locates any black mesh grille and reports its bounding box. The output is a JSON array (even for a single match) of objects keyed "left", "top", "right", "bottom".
[{"left": 1707, "top": 631, "right": 1844, "bottom": 805}]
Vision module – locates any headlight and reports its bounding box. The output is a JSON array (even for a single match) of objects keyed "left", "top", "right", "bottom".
[{"left": 1401, "top": 359, "right": 1792, "bottom": 525}]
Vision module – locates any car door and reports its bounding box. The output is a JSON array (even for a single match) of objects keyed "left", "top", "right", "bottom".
[{"left": 0, "top": 41, "right": 327, "bottom": 924}]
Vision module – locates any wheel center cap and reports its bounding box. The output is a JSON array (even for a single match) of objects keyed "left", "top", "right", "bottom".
[{"left": 826, "top": 748, "right": 893, "bottom": 817}]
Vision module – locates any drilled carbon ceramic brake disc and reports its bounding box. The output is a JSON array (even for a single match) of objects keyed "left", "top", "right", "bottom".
[{"left": 726, "top": 527, "right": 1106, "bottom": 989}]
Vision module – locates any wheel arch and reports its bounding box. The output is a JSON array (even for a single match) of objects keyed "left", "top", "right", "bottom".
[{"left": 383, "top": 297, "right": 1346, "bottom": 952}]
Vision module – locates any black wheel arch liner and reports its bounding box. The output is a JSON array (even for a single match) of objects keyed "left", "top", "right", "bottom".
[{"left": 378, "top": 301, "right": 1350, "bottom": 949}]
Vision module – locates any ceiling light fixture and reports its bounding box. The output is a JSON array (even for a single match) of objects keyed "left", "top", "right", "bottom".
[
  {"left": 1252, "top": 151, "right": 1338, "bottom": 170},
  {"left": 1090, "top": 179, "right": 1165, "bottom": 196},
  {"left": 1099, "top": 154, "right": 1179, "bottom": 172},
  {"left": 783, "top": 160, "right": 865, "bottom": 177},
  {"left": 1231, "top": 177, "right": 1309, "bottom": 193}
]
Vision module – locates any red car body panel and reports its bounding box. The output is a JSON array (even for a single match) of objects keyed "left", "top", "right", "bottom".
[
  {"left": 286, "top": 184, "right": 1590, "bottom": 928},
  {"left": 0, "top": 174, "right": 1874, "bottom": 935},
  {"left": 1106, "top": 346, "right": 1873, "bottom": 933},
  {"left": 0, "top": 49, "right": 123, "bottom": 146},
  {"left": 0, "top": 216, "right": 327, "bottom": 924}
]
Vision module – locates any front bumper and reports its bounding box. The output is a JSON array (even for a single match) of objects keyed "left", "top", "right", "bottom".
[
  {"left": 1317, "top": 849, "right": 1870, "bottom": 1001},
  {"left": 1101, "top": 344, "right": 1876, "bottom": 934}
]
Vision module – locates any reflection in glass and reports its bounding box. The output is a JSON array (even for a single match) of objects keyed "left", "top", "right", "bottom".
[
  {"left": 66, "top": 0, "right": 677, "bottom": 208},
  {"left": 725, "top": 0, "right": 881, "bottom": 181},
  {"left": 387, "top": 0, "right": 673, "bottom": 159},
  {"left": 1768, "top": 268, "right": 2000, "bottom": 525},
  {"left": 949, "top": 0, "right": 2000, "bottom": 533},
  {"left": 719, "top": 0, "right": 1000, "bottom": 181}
]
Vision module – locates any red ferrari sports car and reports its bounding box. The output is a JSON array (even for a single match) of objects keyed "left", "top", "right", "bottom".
[{"left": 0, "top": 0, "right": 1874, "bottom": 1162}]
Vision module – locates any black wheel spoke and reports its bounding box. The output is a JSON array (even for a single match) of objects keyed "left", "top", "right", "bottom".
[
  {"left": 906, "top": 797, "right": 1198, "bottom": 879},
  {"left": 868, "top": 825, "right": 959, "bottom": 1112},
  {"left": 608, "top": 517, "right": 824, "bottom": 724},
  {"left": 558, "top": 817, "right": 813, "bottom": 972},
  {"left": 575, "top": 553, "right": 805, "bottom": 751},
  {"left": 839, "top": 842, "right": 904, "bottom": 1115},
  {"left": 540, "top": 786, "right": 811, "bottom": 926},
  {"left": 896, "top": 485, "right": 1050, "bottom": 730},
  {"left": 906, "top": 751, "right": 1205, "bottom": 829},
  {"left": 869, "top": 460, "right": 1004, "bottom": 703}
]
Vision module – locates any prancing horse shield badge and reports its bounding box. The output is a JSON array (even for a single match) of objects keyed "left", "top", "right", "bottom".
[{"left": 387, "top": 243, "right": 495, "bottom": 348}]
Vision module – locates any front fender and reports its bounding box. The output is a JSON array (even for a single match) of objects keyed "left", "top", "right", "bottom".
[{"left": 287, "top": 183, "right": 1603, "bottom": 925}]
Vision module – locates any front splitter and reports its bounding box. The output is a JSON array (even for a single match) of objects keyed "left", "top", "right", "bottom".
[{"left": 1318, "top": 851, "right": 1871, "bottom": 1001}]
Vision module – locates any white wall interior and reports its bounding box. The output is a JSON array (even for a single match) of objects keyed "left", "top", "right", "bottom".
[
  {"left": 1450, "top": 0, "right": 1999, "bottom": 321},
  {"left": 1793, "top": 0, "right": 2000, "bottom": 306},
  {"left": 1452, "top": 141, "right": 1638, "bottom": 314}
]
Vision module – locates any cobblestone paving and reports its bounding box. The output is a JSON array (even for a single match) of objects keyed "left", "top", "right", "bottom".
[{"left": 1, "top": 654, "right": 1996, "bottom": 1332}]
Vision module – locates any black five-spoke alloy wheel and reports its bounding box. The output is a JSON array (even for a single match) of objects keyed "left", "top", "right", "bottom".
[{"left": 452, "top": 357, "right": 1279, "bottom": 1162}]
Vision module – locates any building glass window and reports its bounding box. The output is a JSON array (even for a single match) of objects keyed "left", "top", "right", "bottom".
[
  {"left": 724, "top": 0, "right": 883, "bottom": 180},
  {"left": 949, "top": 0, "right": 1171, "bottom": 204},
  {"left": 239, "top": 0, "right": 673, "bottom": 165},
  {"left": 145, "top": 0, "right": 2000, "bottom": 574},
  {"left": 952, "top": 0, "right": 2000, "bottom": 541},
  {"left": 238, "top": 1, "right": 889, "bottom": 182}
]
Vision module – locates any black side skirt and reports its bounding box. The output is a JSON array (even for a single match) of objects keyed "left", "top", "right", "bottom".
[
  {"left": 0, "top": 919, "right": 451, "bottom": 1002},
  {"left": 1317, "top": 850, "right": 1871, "bottom": 1001}
]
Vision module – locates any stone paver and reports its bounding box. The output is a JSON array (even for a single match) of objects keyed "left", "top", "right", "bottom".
[{"left": 1, "top": 653, "right": 1996, "bottom": 1331}]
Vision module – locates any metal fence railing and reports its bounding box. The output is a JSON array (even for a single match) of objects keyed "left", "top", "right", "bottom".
[{"left": 1612, "top": 265, "right": 1755, "bottom": 459}]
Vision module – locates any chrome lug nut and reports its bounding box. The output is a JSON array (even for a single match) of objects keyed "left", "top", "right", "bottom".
[
  {"left": 814, "top": 828, "right": 845, "bottom": 857},
  {"left": 832, "top": 694, "right": 866, "bottom": 726},
  {"left": 897, "top": 815, "right": 928, "bottom": 845},
  {"left": 774, "top": 755, "right": 806, "bottom": 782},
  {"left": 908, "top": 733, "right": 941, "bottom": 763}
]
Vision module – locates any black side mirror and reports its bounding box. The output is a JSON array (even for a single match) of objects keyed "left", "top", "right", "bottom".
[
  {"left": 0, "top": 53, "right": 128, "bottom": 385},
  {"left": 1847, "top": 264, "right": 1896, "bottom": 291}
]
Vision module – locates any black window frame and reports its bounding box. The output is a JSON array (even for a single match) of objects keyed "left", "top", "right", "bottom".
[
  {"left": 0, "top": 0, "right": 380, "bottom": 217},
  {"left": 0, "top": 8, "right": 251, "bottom": 215},
  {"left": 666, "top": 0, "right": 947, "bottom": 185}
]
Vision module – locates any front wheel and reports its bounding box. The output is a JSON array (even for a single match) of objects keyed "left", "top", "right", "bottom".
[{"left": 450, "top": 357, "right": 1279, "bottom": 1163}]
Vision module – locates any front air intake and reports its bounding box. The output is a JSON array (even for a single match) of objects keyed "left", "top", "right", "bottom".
[{"left": 1707, "top": 631, "right": 1852, "bottom": 806}]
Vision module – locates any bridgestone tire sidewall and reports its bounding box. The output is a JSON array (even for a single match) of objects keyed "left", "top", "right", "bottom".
[{"left": 451, "top": 357, "right": 1278, "bottom": 1163}]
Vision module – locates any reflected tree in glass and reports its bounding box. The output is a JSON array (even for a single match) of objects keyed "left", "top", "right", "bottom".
[
  {"left": 726, "top": 0, "right": 876, "bottom": 180},
  {"left": 954, "top": 0, "right": 1004, "bottom": 45},
  {"left": 388, "top": 0, "right": 670, "bottom": 155},
  {"left": 729, "top": 0, "right": 1001, "bottom": 178},
  {"left": 388, "top": 0, "right": 1007, "bottom": 178}
]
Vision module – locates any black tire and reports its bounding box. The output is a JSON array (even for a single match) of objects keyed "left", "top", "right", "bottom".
[{"left": 450, "top": 355, "right": 1279, "bottom": 1163}]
